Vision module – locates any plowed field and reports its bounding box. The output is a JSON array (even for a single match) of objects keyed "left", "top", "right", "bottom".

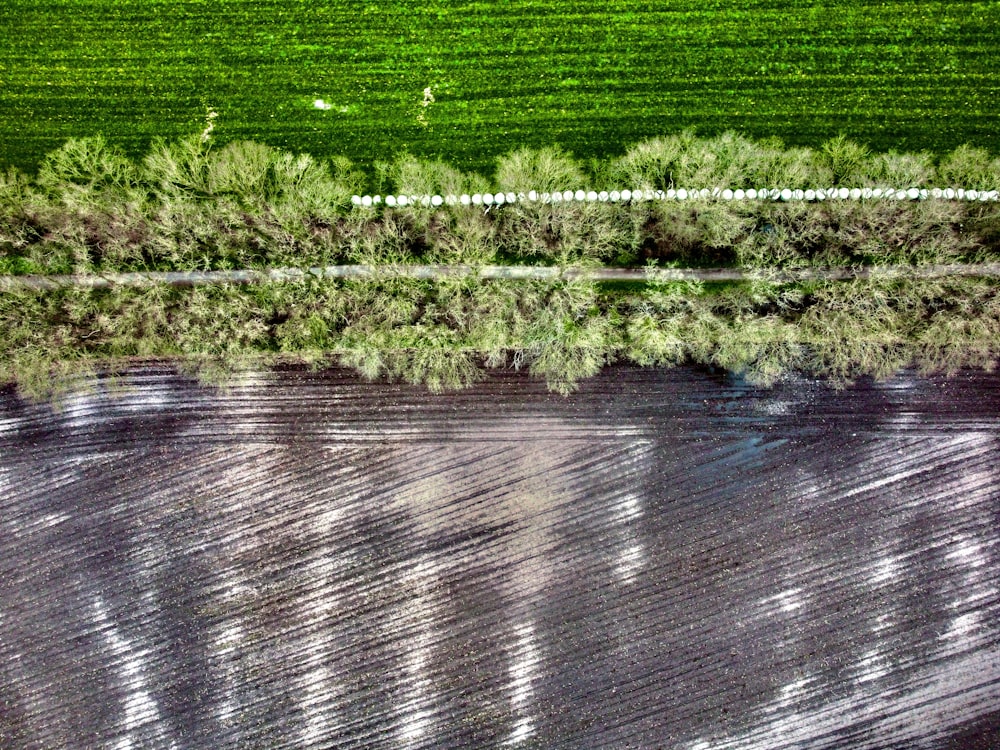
[{"left": 2, "top": 365, "right": 999, "bottom": 747}]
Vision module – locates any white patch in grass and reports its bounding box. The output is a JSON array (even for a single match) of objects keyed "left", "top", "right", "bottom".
[
  {"left": 416, "top": 86, "right": 435, "bottom": 126},
  {"left": 945, "top": 536, "right": 987, "bottom": 570},
  {"left": 0, "top": 416, "right": 24, "bottom": 436},
  {"left": 24, "top": 512, "right": 71, "bottom": 535},
  {"left": 92, "top": 597, "right": 176, "bottom": 748},
  {"left": 296, "top": 664, "right": 339, "bottom": 745},
  {"left": 200, "top": 108, "right": 218, "bottom": 143},
  {"left": 507, "top": 717, "right": 533, "bottom": 745},
  {"left": 60, "top": 390, "right": 103, "bottom": 429},
  {"left": 614, "top": 492, "right": 643, "bottom": 523},
  {"left": 774, "top": 677, "right": 812, "bottom": 709},
  {"left": 943, "top": 611, "right": 980, "bottom": 642},
  {"left": 758, "top": 399, "right": 792, "bottom": 416},
  {"left": 938, "top": 610, "right": 987, "bottom": 657},
  {"left": 872, "top": 612, "right": 895, "bottom": 634},
  {"left": 397, "top": 709, "right": 433, "bottom": 745},
  {"left": 505, "top": 621, "right": 540, "bottom": 745},
  {"left": 391, "top": 559, "right": 441, "bottom": 748}
]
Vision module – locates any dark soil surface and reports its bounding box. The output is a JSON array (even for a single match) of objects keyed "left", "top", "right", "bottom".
[{"left": 1, "top": 365, "right": 999, "bottom": 748}]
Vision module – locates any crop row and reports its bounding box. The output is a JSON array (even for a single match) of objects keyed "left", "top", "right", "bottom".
[{"left": 7, "top": 263, "right": 1000, "bottom": 293}]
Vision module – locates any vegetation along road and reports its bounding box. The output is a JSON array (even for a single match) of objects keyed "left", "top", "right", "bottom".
[{"left": 2, "top": 132, "right": 999, "bottom": 401}]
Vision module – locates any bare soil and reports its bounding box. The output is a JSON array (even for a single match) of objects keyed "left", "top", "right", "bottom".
[{"left": 1, "top": 365, "right": 999, "bottom": 748}]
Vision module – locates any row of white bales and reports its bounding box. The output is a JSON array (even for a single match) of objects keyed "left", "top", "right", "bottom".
[{"left": 351, "top": 186, "right": 1000, "bottom": 208}]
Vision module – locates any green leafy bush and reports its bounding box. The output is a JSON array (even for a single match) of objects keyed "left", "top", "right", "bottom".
[
  {"left": 867, "top": 149, "right": 936, "bottom": 188},
  {"left": 37, "top": 136, "right": 139, "bottom": 208},
  {"left": 495, "top": 146, "right": 588, "bottom": 194},
  {"left": 4, "top": 132, "right": 1000, "bottom": 277},
  {"left": 937, "top": 145, "right": 1000, "bottom": 190},
  {"left": 820, "top": 135, "right": 873, "bottom": 186}
]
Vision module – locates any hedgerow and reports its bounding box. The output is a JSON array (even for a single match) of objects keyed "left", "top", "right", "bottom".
[
  {"left": 2, "top": 132, "right": 1000, "bottom": 401},
  {"left": 2, "top": 269, "right": 998, "bottom": 402},
  {"left": 2, "top": 132, "right": 1000, "bottom": 278}
]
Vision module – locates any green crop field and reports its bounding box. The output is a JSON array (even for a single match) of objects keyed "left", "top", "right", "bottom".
[{"left": 1, "top": 0, "right": 998, "bottom": 181}]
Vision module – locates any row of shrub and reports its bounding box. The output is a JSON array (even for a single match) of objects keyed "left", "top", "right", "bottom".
[
  {"left": 2, "top": 132, "right": 1000, "bottom": 276},
  {"left": 2, "top": 272, "right": 998, "bottom": 402}
]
